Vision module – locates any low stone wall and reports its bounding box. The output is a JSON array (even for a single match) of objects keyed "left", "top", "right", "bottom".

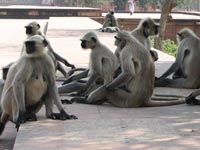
[
  {"left": 92, "top": 15, "right": 200, "bottom": 42},
  {"left": 0, "top": 6, "right": 102, "bottom": 18}
]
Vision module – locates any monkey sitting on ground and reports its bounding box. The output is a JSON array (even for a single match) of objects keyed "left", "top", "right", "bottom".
[
  {"left": 130, "top": 18, "right": 159, "bottom": 61},
  {"left": 155, "top": 28, "right": 200, "bottom": 89},
  {"left": 100, "top": 10, "right": 120, "bottom": 33},
  {"left": 0, "top": 35, "right": 77, "bottom": 135},
  {"left": 24, "top": 21, "right": 75, "bottom": 78},
  {"left": 74, "top": 31, "right": 185, "bottom": 107},
  {"left": 58, "top": 31, "right": 118, "bottom": 97}
]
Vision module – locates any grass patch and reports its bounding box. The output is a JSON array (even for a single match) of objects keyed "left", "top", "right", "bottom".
[
  {"left": 150, "top": 38, "right": 178, "bottom": 56},
  {"left": 162, "top": 39, "right": 178, "bottom": 56}
]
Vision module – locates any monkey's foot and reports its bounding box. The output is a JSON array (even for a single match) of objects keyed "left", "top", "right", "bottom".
[
  {"left": 50, "top": 110, "right": 78, "bottom": 120},
  {"left": 186, "top": 97, "right": 200, "bottom": 105},
  {"left": 15, "top": 115, "right": 26, "bottom": 131},
  {"left": 61, "top": 99, "right": 74, "bottom": 104}
]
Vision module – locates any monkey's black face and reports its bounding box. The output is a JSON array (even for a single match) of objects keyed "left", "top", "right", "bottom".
[
  {"left": 81, "top": 40, "right": 87, "bottom": 49},
  {"left": 2, "top": 67, "right": 9, "bottom": 80},
  {"left": 25, "top": 41, "right": 36, "bottom": 54},
  {"left": 154, "top": 25, "right": 159, "bottom": 35},
  {"left": 25, "top": 26, "right": 33, "bottom": 34}
]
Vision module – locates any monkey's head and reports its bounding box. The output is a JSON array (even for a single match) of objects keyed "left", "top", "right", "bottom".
[
  {"left": 109, "top": 10, "right": 114, "bottom": 15},
  {"left": 177, "top": 28, "right": 195, "bottom": 43},
  {"left": 80, "top": 31, "right": 99, "bottom": 50},
  {"left": 24, "top": 35, "right": 48, "bottom": 57},
  {"left": 114, "top": 31, "right": 131, "bottom": 49},
  {"left": 25, "top": 21, "right": 40, "bottom": 35},
  {"left": 140, "top": 18, "right": 160, "bottom": 38},
  {"left": 2, "top": 66, "right": 9, "bottom": 80}
]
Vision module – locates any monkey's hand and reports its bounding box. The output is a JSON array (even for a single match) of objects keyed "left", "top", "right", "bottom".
[
  {"left": 64, "top": 60, "right": 75, "bottom": 69},
  {"left": 51, "top": 110, "right": 77, "bottom": 120},
  {"left": 16, "top": 114, "right": 26, "bottom": 131},
  {"left": 186, "top": 95, "right": 200, "bottom": 105}
]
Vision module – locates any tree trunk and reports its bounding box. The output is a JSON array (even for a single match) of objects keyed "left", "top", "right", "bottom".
[{"left": 154, "top": 0, "right": 176, "bottom": 51}]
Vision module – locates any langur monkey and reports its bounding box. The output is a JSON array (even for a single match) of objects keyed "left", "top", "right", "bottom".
[
  {"left": 24, "top": 21, "right": 75, "bottom": 78},
  {"left": 102, "top": 10, "right": 118, "bottom": 28},
  {"left": 131, "top": 18, "right": 159, "bottom": 61},
  {"left": 100, "top": 10, "right": 120, "bottom": 33},
  {"left": 75, "top": 31, "right": 185, "bottom": 107},
  {"left": 58, "top": 31, "right": 118, "bottom": 96},
  {"left": 0, "top": 35, "right": 77, "bottom": 135},
  {"left": 156, "top": 28, "right": 200, "bottom": 89}
]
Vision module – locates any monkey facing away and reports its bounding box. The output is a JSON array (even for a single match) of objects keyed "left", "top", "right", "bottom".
[
  {"left": 0, "top": 35, "right": 77, "bottom": 135},
  {"left": 131, "top": 18, "right": 159, "bottom": 61},
  {"left": 25, "top": 21, "right": 75, "bottom": 78},
  {"left": 58, "top": 31, "right": 118, "bottom": 96},
  {"left": 74, "top": 31, "right": 185, "bottom": 107},
  {"left": 155, "top": 28, "right": 200, "bottom": 89}
]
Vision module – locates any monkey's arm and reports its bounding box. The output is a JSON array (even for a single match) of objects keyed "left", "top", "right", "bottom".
[
  {"left": 47, "top": 44, "right": 75, "bottom": 69},
  {"left": 46, "top": 80, "right": 77, "bottom": 120},
  {"left": 107, "top": 53, "right": 134, "bottom": 90},
  {"left": 13, "top": 66, "right": 31, "bottom": 125},
  {"left": 106, "top": 72, "right": 131, "bottom": 90},
  {"left": 159, "top": 62, "right": 179, "bottom": 79}
]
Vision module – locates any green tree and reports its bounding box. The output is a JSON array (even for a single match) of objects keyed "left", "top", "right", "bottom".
[{"left": 113, "top": 0, "right": 126, "bottom": 10}]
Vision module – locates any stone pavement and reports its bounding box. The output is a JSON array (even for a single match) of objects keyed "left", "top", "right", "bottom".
[{"left": 0, "top": 17, "right": 199, "bottom": 150}]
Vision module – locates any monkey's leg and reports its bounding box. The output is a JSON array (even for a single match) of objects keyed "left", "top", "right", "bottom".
[
  {"left": 85, "top": 85, "right": 108, "bottom": 104},
  {"left": 62, "top": 69, "right": 89, "bottom": 85},
  {"left": 49, "top": 46, "right": 75, "bottom": 69},
  {"left": 58, "top": 81, "right": 86, "bottom": 94},
  {"left": 155, "top": 78, "right": 172, "bottom": 87},
  {"left": 57, "top": 62, "right": 68, "bottom": 78},
  {"left": 0, "top": 112, "right": 9, "bottom": 135}
]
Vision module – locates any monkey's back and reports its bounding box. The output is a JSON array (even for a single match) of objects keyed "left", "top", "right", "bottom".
[{"left": 121, "top": 39, "right": 155, "bottom": 106}]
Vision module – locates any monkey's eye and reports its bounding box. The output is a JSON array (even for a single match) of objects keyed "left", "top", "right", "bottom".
[{"left": 114, "top": 36, "right": 121, "bottom": 41}]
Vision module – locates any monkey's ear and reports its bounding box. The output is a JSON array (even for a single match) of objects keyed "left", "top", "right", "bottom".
[
  {"left": 91, "top": 37, "right": 97, "bottom": 43},
  {"left": 142, "top": 21, "right": 149, "bottom": 28},
  {"left": 43, "top": 39, "right": 48, "bottom": 47},
  {"left": 37, "top": 24, "right": 40, "bottom": 29}
]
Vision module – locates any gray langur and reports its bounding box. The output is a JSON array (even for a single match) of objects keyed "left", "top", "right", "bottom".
[
  {"left": 155, "top": 28, "right": 200, "bottom": 89},
  {"left": 131, "top": 18, "right": 159, "bottom": 61},
  {"left": 102, "top": 10, "right": 118, "bottom": 28},
  {"left": 100, "top": 11, "right": 120, "bottom": 33},
  {"left": 24, "top": 21, "right": 75, "bottom": 78},
  {"left": 0, "top": 35, "right": 77, "bottom": 135},
  {"left": 75, "top": 31, "right": 185, "bottom": 107},
  {"left": 58, "top": 31, "right": 118, "bottom": 96}
]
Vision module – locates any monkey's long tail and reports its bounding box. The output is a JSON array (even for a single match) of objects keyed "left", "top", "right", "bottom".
[{"left": 144, "top": 98, "right": 185, "bottom": 107}]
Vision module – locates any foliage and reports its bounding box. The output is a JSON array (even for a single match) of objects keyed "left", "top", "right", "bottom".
[
  {"left": 151, "top": 38, "right": 178, "bottom": 56},
  {"left": 162, "top": 39, "right": 178, "bottom": 56},
  {"left": 113, "top": 0, "right": 126, "bottom": 10}
]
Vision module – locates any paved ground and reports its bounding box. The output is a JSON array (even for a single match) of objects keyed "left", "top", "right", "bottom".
[{"left": 0, "top": 16, "right": 199, "bottom": 150}]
